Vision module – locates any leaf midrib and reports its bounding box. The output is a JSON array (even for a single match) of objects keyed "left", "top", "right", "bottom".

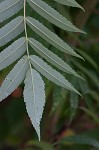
[
  {"left": 30, "top": 68, "right": 39, "bottom": 128},
  {"left": 30, "top": 56, "right": 78, "bottom": 94},
  {"left": 0, "top": 17, "right": 23, "bottom": 40},
  {"left": 29, "top": 38, "right": 76, "bottom": 76},
  {"left": 0, "top": 58, "right": 28, "bottom": 98},
  {"left": 26, "top": 18, "right": 76, "bottom": 57},
  {"left": 0, "top": 40, "right": 26, "bottom": 65},
  {"left": 29, "top": 0, "right": 75, "bottom": 30}
]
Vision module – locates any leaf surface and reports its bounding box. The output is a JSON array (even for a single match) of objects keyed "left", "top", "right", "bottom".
[
  {"left": 24, "top": 69, "right": 45, "bottom": 140},
  {"left": 0, "top": 16, "right": 24, "bottom": 46},
  {"left": 54, "top": 0, "right": 84, "bottom": 11},
  {"left": 29, "top": 38, "right": 81, "bottom": 78},
  {"left": 26, "top": 17, "right": 83, "bottom": 59},
  {"left": 0, "top": 0, "right": 24, "bottom": 23},
  {"left": 27, "top": 0, "right": 84, "bottom": 32},
  {"left": 0, "top": 37, "right": 26, "bottom": 71},
  {"left": 30, "top": 55, "right": 80, "bottom": 95},
  {"left": 0, "top": 56, "right": 29, "bottom": 101}
]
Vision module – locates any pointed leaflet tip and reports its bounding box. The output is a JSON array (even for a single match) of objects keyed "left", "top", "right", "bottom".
[
  {"left": 75, "top": 73, "right": 85, "bottom": 81},
  {"left": 36, "top": 125, "right": 40, "bottom": 141},
  {"left": 77, "top": 3, "right": 85, "bottom": 12},
  {"left": 53, "top": 0, "right": 85, "bottom": 12}
]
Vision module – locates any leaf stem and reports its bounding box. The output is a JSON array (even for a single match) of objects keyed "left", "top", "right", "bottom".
[
  {"left": 23, "top": 0, "right": 40, "bottom": 140},
  {"left": 24, "top": 0, "right": 32, "bottom": 67},
  {"left": 24, "top": 0, "right": 29, "bottom": 56}
]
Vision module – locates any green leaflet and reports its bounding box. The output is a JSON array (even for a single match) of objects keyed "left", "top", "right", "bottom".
[
  {"left": 54, "top": 0, "right": 85, "bottom": 11},
  {"left": 28, "top": 38, "right": 82, "bottom": 78},
  {"left": 24, "top": 69, "right": 45, "bottom": 141},
  {"left": 0, "top": 0, "right": 24, "bottom": 23},
  {"left": 0, "top": 37, "right": 26, "bottom": 70},
  {"left": 0, "top": 56, "right": 29, "bottom": 101},
  {"left": 0, "top": 16, "right": 24, "bottom": 46},
  {"left": 30, "top": 55, "right": 81, "bottom": 95},
  {"left": 27, "top": 0, "right": 84, "bottom": 33},
  {"left": 26, "top": 17, "right": 83, "bottom": 59}
]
